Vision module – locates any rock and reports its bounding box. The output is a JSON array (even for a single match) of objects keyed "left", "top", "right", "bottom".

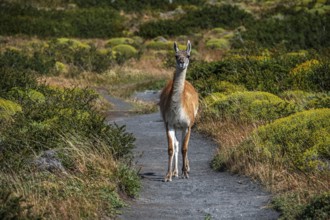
[{"left": 34, "top": 150, "right": 67, "bottom": 174}]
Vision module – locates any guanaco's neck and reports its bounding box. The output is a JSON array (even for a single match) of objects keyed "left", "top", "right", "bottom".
[{"left": 171, "top": 68, "right": 187, "bottom": 103}]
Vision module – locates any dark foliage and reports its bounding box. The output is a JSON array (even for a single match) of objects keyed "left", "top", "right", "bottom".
[
  {"left": 75, "top": 0, "right": 206, "bottom": 11},
  {"left": 0, "top": 3, "right": 124, "bottom": 38},
  {"left": 237, "top": 11, "right": 330, "bottom": 50},
  {"left": 298, "top": 193, "right": 330, "bottom": 220},
  {"left": 139, "top": 4, "right": 253, "bottom": 38}
]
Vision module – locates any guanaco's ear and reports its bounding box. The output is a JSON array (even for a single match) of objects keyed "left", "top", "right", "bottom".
[
  {"left": 186, "top": 40, "right": 191, "bottom": 55},
  {"left": 174, "top": 42, "right": 179, "bottom": 53}
]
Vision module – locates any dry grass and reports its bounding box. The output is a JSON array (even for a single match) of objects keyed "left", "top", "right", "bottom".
[
  {"left": 197, "top": 114, "right": 329, "bottom": 213},
  {"left": 0, "top": 135, "right": 131, "bottom": 219}
]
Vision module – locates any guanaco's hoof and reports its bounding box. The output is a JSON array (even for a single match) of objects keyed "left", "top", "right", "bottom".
[
  {"left": 164, "top": 173, "right": 172, "bottom": 182},
  {"left": 181, "top": 171, "right": 189, "bottom": 179},
  {"left": 172, "top": 170, "right": 179, "bottom": 177}
]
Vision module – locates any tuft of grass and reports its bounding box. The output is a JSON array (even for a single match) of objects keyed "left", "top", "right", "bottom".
[{"left": 0, "top": 134, "right": 140, "bottom": 219}]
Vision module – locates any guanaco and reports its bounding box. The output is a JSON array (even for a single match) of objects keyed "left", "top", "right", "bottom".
[{"left": 159, "top": 40, "right": 199, "bottom": 182}]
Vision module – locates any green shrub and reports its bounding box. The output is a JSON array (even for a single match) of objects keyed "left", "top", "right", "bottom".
[
  {"left": 138, "top": 5, "right": 253, "bottom": 38},
  {"left": 75, "top": 0, "right": 206, "bottom": 11},
  {"left": 146, "top": 41, "right": 172, "bottom": 50},
  {"left": 0, "top": 85, "right": 135, "bottom": 168},
  {"left": 280, "top": 90, "right": 330, "bottom": 110},
  {"left": 189, "top": 52, "right": 328, "bottom": 95},
  {"left": 242, "top": 109, "right": 330, "bottom": 173},
  {"left": 212, "top": 81, "right": 247, "bottom": 94},
  {"left": 211, "top": 27, "right": 227, "bottom": 35},
  {"left": 113, "top": 44, "right": 138, "bottom": 64},
  {"left": 238, "top": 11, "right": 330, "bottom": 50},
  {"left": 0, "top": 98, "right": 22, "bottom": 121},
  {"left": 8, "top": 88, "right": 46, "bottom": 104},
  {"left": 0, "top": 3, "right": 125, "bottom": 38},
  {"left": 55, "top": 61, "right": 69, "bottom": 74},
  {"left": 116, "top": 165, "right": 141, "bottom": 198},
  {"left": 106, "top": 38, "right": 135, "bottom": 47},
  {"left": 0, "top": 190, "right": 38, "bottom": 220},
  {"left": 206, "top": 38, "right": 230, "bottom": 50},
  {"left": 48, "top": 38, "right": 115, "bottom": 73},
  {"left": 272, "top": 193, "right": 304, "bottom": 220},
  {"left": 0, "top": 67, "right": 37, "bottom": 95},
  {"left": 291, "top": 60, "right": 330, "bottom": 92},
  {"left": 205, "top": 91, "right": 297, "bottom": 122},
  {"left": 298, "top": 192, "right": 330, "bottom": 219},
  {"left": 0, "top": 48, "right": 56, "bottom": 75}
]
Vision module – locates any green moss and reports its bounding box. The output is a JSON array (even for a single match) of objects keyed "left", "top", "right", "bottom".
[
  {"left": 207, "top": 91, "right": 296, "bottom": 122},
  {"left": 250, "top": 109, "right": 330, "bottom": 172},
  {"left": 0, "top": 98, "right": 22, "bottom": 120},
  {"left": 206, "top": 38, "right": 230, "bottom": 50},
  {"left": 112, "top": 44, "right": 137, "bottom": 59},
  {"left": 106, "top": 38, "right": 135, "bottom": 47}
]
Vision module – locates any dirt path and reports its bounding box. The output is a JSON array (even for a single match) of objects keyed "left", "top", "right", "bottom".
[{"left": 105, "top": 91, "right": 279, "bottom": 220}]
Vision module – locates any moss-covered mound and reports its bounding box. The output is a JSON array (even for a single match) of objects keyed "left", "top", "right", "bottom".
[
  {"left": 112, "top": 44, "right": 138, "bottom": 61},
  {"left": 244, "top": 109, "right": 330, "bottom": 173},
  {"left": 206, "top": 38, "right": 230, "bottom": 50},
  {"left": 106, "top": 38, "right": 135, "bottom": 47},
  {"left": 205, "top": 91, "right": 296, "bottom": 122}
]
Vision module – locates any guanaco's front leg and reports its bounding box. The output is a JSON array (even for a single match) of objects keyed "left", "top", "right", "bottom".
[{"left": 165, "top": 125, "right": 175, "bottom": 182}]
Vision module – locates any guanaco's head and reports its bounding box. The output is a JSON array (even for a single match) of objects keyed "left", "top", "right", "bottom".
[{"left": 174, "top": 40, "right": 191, "bottom": 70}]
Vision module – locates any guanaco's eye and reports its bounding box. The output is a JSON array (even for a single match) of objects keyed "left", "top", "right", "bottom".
[
  {"left": 187, "top": 55, "right": 190, "bottom": 59},
  {"left": 175, "top": 55, "right": 178, "bottom": 59}
]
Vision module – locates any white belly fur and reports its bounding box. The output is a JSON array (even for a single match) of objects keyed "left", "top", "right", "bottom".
[{"left": 165, "top": 103, "right": 190, "bottom": 129}]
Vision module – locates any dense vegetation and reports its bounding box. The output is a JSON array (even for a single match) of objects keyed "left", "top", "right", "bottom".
[
  {"left": 0, "top": 3, "right": 124, "bottom": 38},
  {"left": 138, "top": 4, "right": 253, "bottom": 38},
  {"left": 0, "top": 0, "right": 329, "bottom": 219},
  {"left": 0, "top": 64, "right": 140, "bottom": 217}
]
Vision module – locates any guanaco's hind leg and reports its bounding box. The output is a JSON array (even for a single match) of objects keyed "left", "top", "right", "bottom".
[
  {"left": 165, "top": 125, "right": 176, "bottom": 182},
  {"left": 181, "top": 127, "right": 191, "bottom": 179}
]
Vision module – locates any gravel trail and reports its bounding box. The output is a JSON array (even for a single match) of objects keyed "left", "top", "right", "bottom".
[{"left": 104, "top": 91, "right": 279, "bottom": 220}]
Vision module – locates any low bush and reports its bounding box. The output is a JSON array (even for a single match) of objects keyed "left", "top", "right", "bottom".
[
  {"left": 0, "top": 67, "right": 38, "bottom": 94},
  {"left": 238, "top": 10, "right": 330, "bottom": 50},
  {"left": 205, "top": 38, "right": 230, "bottom": 50},
  {"left": 75, "top": 0, "right": 206, "bottom": 11},
  {"left": 0, "top": 38, "right": 118, "bottom": 75},
  {"left": 298, "top": 192, "right": 330, "bottom": 219},
  {"left": 189, "top": 52, "right": 329, "bottom": 95},
  {"left": 0, "top": 3, "right": 125, "bottom": 38},
  {"left": 205, "top": 91, "right": 296, "bottom": 122},
  {"left": 106, "top": 38, "right": 135, "bottom": 47},
  {"left": 138, "top": 4, "right": 253, "bottom": 38},
  {"left": 112, "top": 44, "right": 138, "bottom": 64},
  {"left": 48, "top": 38, "right": 115, "bottom": 73},
  {"left": 0, "top": 190, "right": 38, "bottom": 219},
  {"left": 0, "top": 66, "right": 139, "bottom": 218},
  {"left": 0, "top": 47, "right": 56, "bottom": 75},
  {"left": 0, "top": 98, "right": 22, "bottom": 121},
  {"left": 280, "top": 90, "right": 330, "bottom": 110},
  {"left": 237, "top": 109, "right": 330, "bottom": 173},
  {"left": 291, "top": 59, "right": 330, "bottom": 92}
]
